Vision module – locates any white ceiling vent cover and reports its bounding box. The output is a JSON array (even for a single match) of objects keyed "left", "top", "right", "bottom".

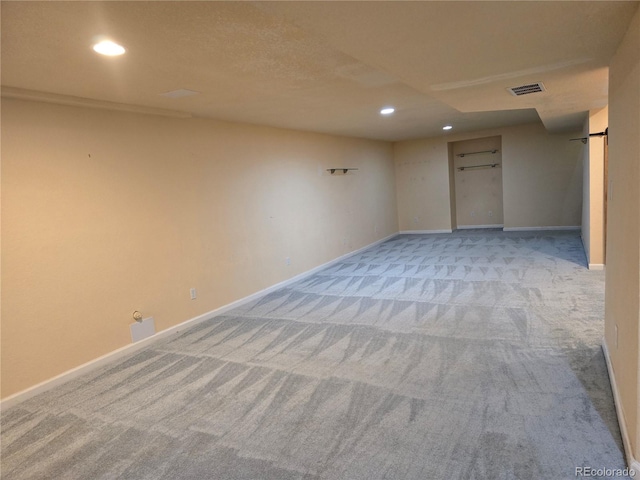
[{"left": 507, "top": 82, "right": 546, "bottom": 96}]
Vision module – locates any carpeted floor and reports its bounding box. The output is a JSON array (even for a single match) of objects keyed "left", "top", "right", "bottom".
[{"left": 1, "top": 230, "right": 629, "bottom": 479}]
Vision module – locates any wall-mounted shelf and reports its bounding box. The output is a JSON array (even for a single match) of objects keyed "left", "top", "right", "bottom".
[
  {"left": 457, "top": 163, "right": 501, "bottom": 171},
  {"left": 327, "top": 168, "right": 358, "bottom": 175},
  {"left": 456, "top": 149, "right": 499, "bottom": 158}
]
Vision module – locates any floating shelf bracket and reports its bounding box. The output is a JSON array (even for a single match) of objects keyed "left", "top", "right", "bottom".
[{"left": 327, "top": 168, "right": 358, "bottom": 175}]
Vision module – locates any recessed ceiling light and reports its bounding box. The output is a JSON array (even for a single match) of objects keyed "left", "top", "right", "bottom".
[
  {"left": 443, "top": 125, "right": 453, "bottom": 130},
  {"left": 380, "top": 107, "right": 395, "bottom": 115},
  {"left": 93, "top": 40, "right": 126, "bottom": 56}
]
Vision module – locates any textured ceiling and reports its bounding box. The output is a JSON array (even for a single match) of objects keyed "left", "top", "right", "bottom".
[{"left": 2, "top": 1, "right": 638, "bottom": 141}]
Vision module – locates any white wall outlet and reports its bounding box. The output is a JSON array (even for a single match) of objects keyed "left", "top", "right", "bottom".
[
  {"left": 413, "top": 216, "right": 419, "bottom": 225},
  {"left": 488, "top": 210, "right": 493, "bottom": 217},
  {"left": 470, "top": 211, "right": 475, "bottom": 217},
  {"left": 285, "top": 257, "right": 291, "bottom": 266},
  {"left": 190, "top": 288, "right": 197, "bottom": 300}
]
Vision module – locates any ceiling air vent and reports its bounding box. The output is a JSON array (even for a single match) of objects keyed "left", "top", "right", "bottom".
[{"left": 507, "top": 82, "right": 545, "bottom": 96}]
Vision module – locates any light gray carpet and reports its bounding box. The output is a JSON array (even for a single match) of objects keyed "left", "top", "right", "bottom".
[{"left": 1, "top": 230, "right": 629, "bottom": 479}]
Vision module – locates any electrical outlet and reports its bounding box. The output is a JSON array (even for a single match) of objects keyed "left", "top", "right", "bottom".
[
  {"left": 190, "top": 288, "right": 197, "bottom": 300},
  {"left": 413, "top": 217, "right": 419, "bottom": 225},
  {"left": 470, "top": 211, "right": 475, "bottom": 217},
  {"left": 285, "top": 257, "right": 291, "bottom": 266},
  {"left": 488, "top": 210, "right": 493, "bottom": 217}
]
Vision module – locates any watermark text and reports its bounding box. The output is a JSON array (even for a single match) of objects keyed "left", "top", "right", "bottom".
[{"left": 576, "top": 466, "right": 636, "bottom": 477}]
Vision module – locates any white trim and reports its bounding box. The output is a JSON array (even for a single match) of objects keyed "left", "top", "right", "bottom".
[
  {"left": 1, "top": 233, "right": 398, "bottom": 410},
  {"left": 399, "top": 229, "right": 452, "bottom": 234},
  {"left": 602, "top": 340, "right": 639, "bottom": 474},
  {"left": 503, "top": 226, "right": 581, "bottom": 231},
  {"left": 456, "top": 224, "right": 504, "bottom": 230},
  {"left": 581, "top": 236, "right": 605, "bottom": 271}
]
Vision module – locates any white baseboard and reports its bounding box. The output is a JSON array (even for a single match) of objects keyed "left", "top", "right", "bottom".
[
  {"left": 503, "top": 226, "right": 581, "bottom": 231},
  {"left": 0, "top": 233, "right": 398, "bottom": 410},
  {"left": 602, "top": 339, "right": 639, "bottom": 474},
  {"left": 580, "top": 236, "right": 605, "bottom": 271},
  {"left": 456, "top": 224, "right": 504, "bottom": 230},
  {"left": 399, "top": 229, "right": 452, "bottom": 234}
]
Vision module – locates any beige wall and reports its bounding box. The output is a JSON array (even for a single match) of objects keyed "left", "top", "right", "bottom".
[
  {"left": 395, "top": 122, "right": 583, "bottom": 231},
  {"left": 394, "top": 139, "right": 452, "bottom": 231},
  {"left": 452, "top": 136, "right": 503, "bottom": 228},
  {"left": 1, "top": 98, "right": 398, "bottom": 398},
  {"left": 581, "top": 106, "right": 608, "bottom": 268},
  {"left": 604, "top": 5, "right": 640, "bottom": 460}
]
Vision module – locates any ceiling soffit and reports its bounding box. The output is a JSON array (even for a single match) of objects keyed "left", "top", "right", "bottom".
[{"left": 2, "top": 1, "right": 638, "bottom": 140}]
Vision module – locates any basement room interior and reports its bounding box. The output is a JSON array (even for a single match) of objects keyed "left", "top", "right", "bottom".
[{"left": 1, "top": 1, "right": 640, "bottom": 479}]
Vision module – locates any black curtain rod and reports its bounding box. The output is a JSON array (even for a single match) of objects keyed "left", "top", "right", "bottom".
[{"left": 570, "top": 128, "right": 608, "bottom": 144}]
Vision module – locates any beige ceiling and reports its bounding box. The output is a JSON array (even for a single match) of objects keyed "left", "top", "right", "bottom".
[{"left": 2, "top": 1, "right": 638, "bottom": 141}]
